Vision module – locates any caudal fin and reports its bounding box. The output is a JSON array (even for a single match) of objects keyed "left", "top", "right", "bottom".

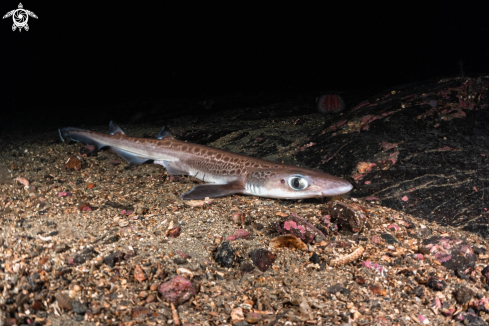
[{"left": 58, "top": 127, "right": 107, "bottom": 150}]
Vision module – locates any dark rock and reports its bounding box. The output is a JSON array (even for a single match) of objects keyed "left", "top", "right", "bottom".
[
  {"left": 413, "top": 286, "right": 424, "bottom": 297},
  {"left": 103, "top": 251, "right": 125, "bottom": 267},
  {"left": 15, "top": 293, "right": 29, "bottom": 306},
  {"left": 482, "top": 265, "right": 489, "bottom": 282},
  {"left": 72, "top": 300, "right": 88, "bottom": 314},
  {"left": 380, "top": 233, "right": 398, "bottom": 244},
  {"left": 73, "top": 315, "right": 85, "bottom": 322},
  {"left": 80, "top": 145, "right": 98, "bottom": 157},
  {"left": 426, "top": 276, "right": 447, "bottom": 291},
  {"left": 253, "top": 222, "right": 264, "bottom": 230},
  {"left": 240, "top": 262, "right": 255, "bottom": 273},
  {"left": 234, "top": 322, "right": 250, "bottom": 326},
  {"left": 455, "top": 268, "right": 470, "bottom": 280},
  {"left": 461, "top": 312, "right": 489, "bottom": 325},
  {"left": 103, "top": 234, "right": 120, "bottom": 244},
  {"left": 473, "top": 246, "right": 487, "bottom": 255},
  {"left": 326, "top": 284, "right": 346, "bottom": 294},
  {"left": 173, "top": 257, "right": 188, "bottom": 265},
  {"left": 454, "top": 286, "right": 475, "bottom": 304},
  {"left": 309, "top": 252, "right": 320, "bottom": 264},
  {"left": 324, "top": 201, "right": 369, "bottom": 233},
  {"left": 72, "top": 247, "right": 96, "bottom": 265},
  {"left": 215, "top": 241, "right": 234, "bottom": 268}
]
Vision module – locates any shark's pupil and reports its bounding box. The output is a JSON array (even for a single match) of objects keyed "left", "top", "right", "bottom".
[
  {"left": 292, "top": 178, "right": 300, "bottom": 188},
  {"left": 288, "top": 176, "right": 308, "bottom": 190}
]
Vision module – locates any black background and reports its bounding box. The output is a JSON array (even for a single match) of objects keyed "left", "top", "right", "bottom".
[{"left": 1, "top": 1, "right": 488, "bottom": 130}]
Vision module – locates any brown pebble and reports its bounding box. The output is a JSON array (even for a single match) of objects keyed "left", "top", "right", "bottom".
[
  {"left": 65, "top": 155, "right": 82, "bottom": 171},
  {"left": 91, "top": 302, "right": 102, "bottom": 314},
  {"left": 150, "top": 284, "right": 159, "bottom": 291},
  {"left": 138, "top": 291, "right": 148, "bottom": 298},
  {"left": 55, "top": 292, "right": 73, "bottom": 310},
  {"left": 369, "top": 285, "right": 386, "bottom": 296},
  {"left": 146, "top": 294, "right": 156, "bottom": 303}
]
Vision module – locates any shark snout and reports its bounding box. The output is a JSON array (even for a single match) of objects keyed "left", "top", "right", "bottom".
[
  {"left": 324, "top": 179, "right": 353, "bottom": 196},
  {"left": 311, "top": 175, "right": 353, "bottom": 197}
]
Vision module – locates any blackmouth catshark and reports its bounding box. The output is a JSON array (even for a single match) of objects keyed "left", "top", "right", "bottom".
[{"left": 59, "top": 121, "right": 353, "bottom": 200}]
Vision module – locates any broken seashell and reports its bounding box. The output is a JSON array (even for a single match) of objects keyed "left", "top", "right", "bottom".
[{"left": 269, "top": 235, "right": 308, "bottom": 251}]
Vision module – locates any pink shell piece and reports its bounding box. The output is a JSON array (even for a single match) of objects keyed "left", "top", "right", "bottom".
[{"left": 15, "top": 177, "right": 30, "bottom": 187}]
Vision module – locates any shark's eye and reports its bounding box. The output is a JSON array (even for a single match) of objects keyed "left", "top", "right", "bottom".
[{"left": 287, "top": 176, "right": 308, "bottom": 190}]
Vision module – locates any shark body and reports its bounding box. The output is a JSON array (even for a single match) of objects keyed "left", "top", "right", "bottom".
[{"left": 59, "top": 121, "right": 353, "bottom": 200}]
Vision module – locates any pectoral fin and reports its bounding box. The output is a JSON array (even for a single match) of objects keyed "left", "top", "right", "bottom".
[
  {"left": 109, "top": 148, "right": 149, "bottom": 165},
  {"left": 180, "top": 181, "right": 244, "bottom": 200}
]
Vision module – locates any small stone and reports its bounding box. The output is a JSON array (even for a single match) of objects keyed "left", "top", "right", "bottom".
[
  {"left": 132, "top": 306, "right": 152, "bottom": 319},
  {"left": 250, "top": 249, "right": 276, "bottom": 272},
  {"left": 474, "top": 246, "right": 487, "bottom": 255},
  {"left": 413, "top": 286, "right": 424, "bottom": 297},
  {"left": 91, "top": 302, "right": 102, "bottom": 314},
  {"left": 65, "top": 155, "right": 82, "bottom": 171},
  {"left": 146, "top": 294, "right": 156, "bottom": 303},
  {"left": 454, "top": 286, "right": 475, "bottom": 304},
  {"left": 326, "top": 284, "right": 345, "bottom": 294},
  {"left": 426, "top": 276, "right": 447, "bottom": 291},
  {"left": 226, "top": 229, "right": 250, "bottom": 241},
  {"left": 31, "top": 300, "right": 44, "bottom": 311},
  {"left": 215, "top": 241, "right": 235, "bottom": 268},
  {"left": 72, "top": 247, "right": 96, "bottom": 265},
  {"left": 380, "top": 233, "right": 398, "bottom": 244},
  {"left": 138, "top": 291, "right": 148, "bottom": 298},
  {"left": 231, "top": 307, "right": 245, "bottom": 324},
  {"left": 72, "top": 300, "right": 88, "bottom": 314},
  {"left": 173, "top": 257, "right": 188, "bottom": 265},
  {"left": 369, "top": 285, "right": 386, "bottom": 296},
  {"left": 166, "top": 226, "right": 181, "bottom": 238},
  {"left": 455, "top": 268, "right": 470, "bottom": 280},
  {"left": 356, "top": 276, "right": 366, "bottom": 285},
  {"left": 309, "top": 252, "right": 320, "bottom": 264},
  {"left": 54, "top": 243, "right": 70, "bottom": 253},
  {"left": 240, "top": 262, "right": 255, "bottom": 273},
  {"left": 55, "top": 292, "right": 73, "bottom": 310},
  {"left": 417, "top": 227, "right": 432, "bottom": 238},
  {"left": 103, "top": 251, "right": 124, "bottom": 267},
  {"left": 159, "top": 275, "right": 196, "bottom": 304},
  {"left": 134, "top": 265, "right": 146, "bottom": 283}
]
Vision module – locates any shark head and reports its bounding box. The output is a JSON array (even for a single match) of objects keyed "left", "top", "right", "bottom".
[{"left": 244, "top": 167, "right": 353, "bottom": 199}]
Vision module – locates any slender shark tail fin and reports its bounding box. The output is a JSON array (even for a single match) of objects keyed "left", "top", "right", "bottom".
[
  {"left": 58, "top": 127, "right": 107, "bottom": 150},
  {"left": 59, "top": 124, "right": 150, "bottom": 166}
]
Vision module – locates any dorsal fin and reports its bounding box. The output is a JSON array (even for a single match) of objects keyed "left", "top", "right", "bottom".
[
  {"left": 157, "top": 126, "right": 174, "bottom": 140},
  {"left": 109, "top": 121, "right": 125, "bottom": 136}
]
